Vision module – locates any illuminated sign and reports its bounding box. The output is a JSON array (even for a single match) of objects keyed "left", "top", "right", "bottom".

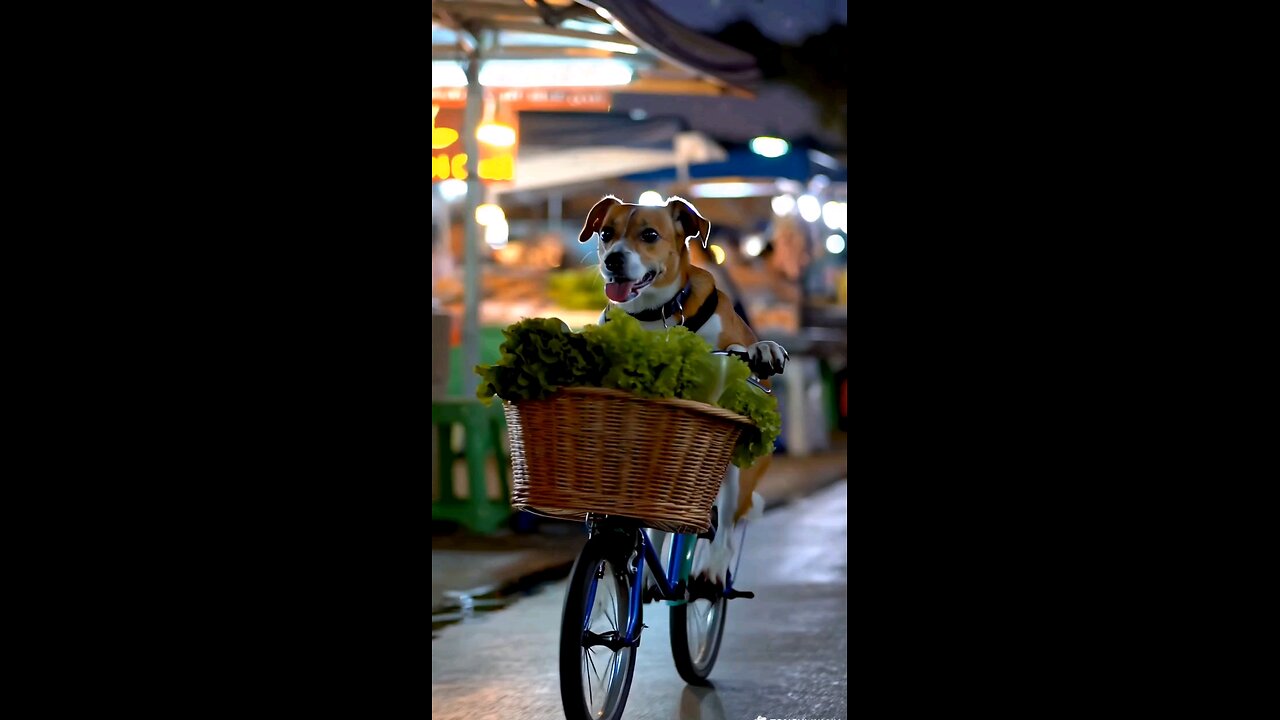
[{"left": 431, "top": 105, "right": 517, "bottom": 183}]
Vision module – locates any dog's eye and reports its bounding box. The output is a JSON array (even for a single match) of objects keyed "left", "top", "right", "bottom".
[
  {"left": 600, "top": 228, "right": 614, "bottom": 241},
  {"left": 641, "top": 229, "right": 660, "bottom": 243}
]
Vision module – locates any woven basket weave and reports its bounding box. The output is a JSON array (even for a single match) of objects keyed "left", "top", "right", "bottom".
[{"left": 503, "top": 386, "right": 755, "bottom": 534}]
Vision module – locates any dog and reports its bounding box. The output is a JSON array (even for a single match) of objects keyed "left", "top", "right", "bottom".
[{"left": 578, "top": 194, "right": 788, "bottom": 587}]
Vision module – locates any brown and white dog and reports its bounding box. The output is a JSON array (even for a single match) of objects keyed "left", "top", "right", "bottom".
[{"left": 579, "top": 194, "right": 788, "bottom": 586}]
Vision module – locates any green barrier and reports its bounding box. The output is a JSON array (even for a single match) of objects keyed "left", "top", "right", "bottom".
[
  {"left": 433, "top": 325, "right": 512, "bottom": 534},
  {"left": 431, "top": 397, "right": 511, "bottom": 534}
]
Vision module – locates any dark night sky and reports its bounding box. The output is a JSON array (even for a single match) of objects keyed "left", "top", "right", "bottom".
[
  {"left": 646, "top": 0, "right": 846, "bottom": 44},
  {"left": 617, "top": 0, "right": 848, "bottom": 150}
]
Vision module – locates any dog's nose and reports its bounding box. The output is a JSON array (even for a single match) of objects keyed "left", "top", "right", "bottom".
[{"left": 604, "top": 252, "right": 625, "bottom": 273}]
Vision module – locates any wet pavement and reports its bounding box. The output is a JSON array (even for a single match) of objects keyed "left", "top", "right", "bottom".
[
  {"left": 431, "top": 479, "right": 849, "bottom": 719},
  {"left": 432, "top": 436, "right": 848, "bottom": 620}
]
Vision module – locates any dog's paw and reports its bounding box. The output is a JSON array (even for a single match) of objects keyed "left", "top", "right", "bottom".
[
  {"left": 747, "top": 340, "right": 788, "bottom": 378},
  {"left": 691, "top": 535, "right": 735, "bottom": 587}
]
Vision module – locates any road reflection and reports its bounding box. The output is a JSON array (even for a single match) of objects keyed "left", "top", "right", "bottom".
[{"left": 675, "top": 685, "right": 727, "bottom": 720}]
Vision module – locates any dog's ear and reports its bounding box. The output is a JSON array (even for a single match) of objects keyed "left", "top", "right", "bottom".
[
  {"left": 667, "top": 196, "right": 711, "bottom": 248},
  {"left": 578, "top": 195, "right": 621, "bottom": 243}
]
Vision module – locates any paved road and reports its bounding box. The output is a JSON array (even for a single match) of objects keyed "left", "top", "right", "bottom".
[{"left": 431, "top": 480, "right": 849, "bottom": 719}]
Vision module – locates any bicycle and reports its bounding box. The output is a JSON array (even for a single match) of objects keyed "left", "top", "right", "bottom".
[{"left": 554, "top": 350, "right": 773, "bottom": 720}]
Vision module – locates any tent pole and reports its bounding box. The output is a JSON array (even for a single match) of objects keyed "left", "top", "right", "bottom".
[{"left": 461, "top": 30, "right": 489, "bottom": 391}]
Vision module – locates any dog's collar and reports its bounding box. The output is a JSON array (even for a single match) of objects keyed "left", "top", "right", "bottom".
[
  {"left": 628, "top": 281, "right": 694, "bottom": 323},
  {"left": 611, "top": 280, "right": 719, "bottom": 334}
]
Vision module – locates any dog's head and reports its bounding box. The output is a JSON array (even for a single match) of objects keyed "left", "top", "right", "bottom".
[{"left": 578, "top": 195, "right": 711, "bottom": 309}]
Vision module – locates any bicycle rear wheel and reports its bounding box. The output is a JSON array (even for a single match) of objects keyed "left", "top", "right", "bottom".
[
  {"left": 559, "top": 534, "right": 638, "bottom": 720},
  {"left": 670, "top": 566, "right": 729, "bottom": 684}
]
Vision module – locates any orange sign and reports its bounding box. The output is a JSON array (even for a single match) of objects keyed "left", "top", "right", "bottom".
[{"left": 431, "top": 105, "right": 518, "bottom": 183}]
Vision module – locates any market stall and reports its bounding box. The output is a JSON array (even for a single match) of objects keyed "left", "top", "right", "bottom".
[{"left": 432, "top": 0, "right": 764, "bottom": 532}]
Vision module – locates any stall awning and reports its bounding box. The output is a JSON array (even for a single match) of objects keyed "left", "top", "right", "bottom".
[
  {"left": 510, "top": 111, "right": 725, "bottom": 193},
  {"left": 432, "top": 0, "right": 760, "bottom": 97}
]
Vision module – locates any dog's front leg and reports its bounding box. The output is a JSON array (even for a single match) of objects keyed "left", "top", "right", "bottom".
[{"left": 692, "top": 465, "right": 738, "bottom": 585}]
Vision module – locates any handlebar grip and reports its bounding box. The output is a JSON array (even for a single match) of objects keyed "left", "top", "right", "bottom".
[{"left": 710, "top": 349, "right": 773, "bottom": 393}]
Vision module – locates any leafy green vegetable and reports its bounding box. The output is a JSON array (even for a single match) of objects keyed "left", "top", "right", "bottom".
[
  {"left": 475, "top": 308, "right": 781, "bottom": 467},
  {"left": 474, "top": 317, "right": 601, "bottom": 403},
  {"left": 580, "top": 308, "right": 717, "bottom": 399},
  {"left": 718, "top": 380, "right": 782, "bottom": 468}
]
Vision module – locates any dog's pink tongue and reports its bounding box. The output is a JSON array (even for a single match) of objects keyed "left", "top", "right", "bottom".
[{"left": 605, "top": 281, "right": 634, "bottom": 303}]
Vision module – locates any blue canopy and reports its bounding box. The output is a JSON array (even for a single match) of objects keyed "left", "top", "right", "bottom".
[{"left": 622, "top": 145, "right": 845, "bottom": 183}]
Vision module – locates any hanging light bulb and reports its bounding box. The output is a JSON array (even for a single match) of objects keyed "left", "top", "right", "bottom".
[
  {"left": 475, "top": 203, "right": 505, "bottom": 226},
  {"left": 749, "top": 136, "right": 789, "bottom": 158}
]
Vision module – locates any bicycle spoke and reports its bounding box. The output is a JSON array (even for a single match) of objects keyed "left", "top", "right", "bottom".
[
  {"left": 583, "top": 651, "right": 596, "bottom": 707},
  {"left": 586, "top": 647, "right": 603, "bottom": 683},
  {"left": 602, "top": 585, "right": 616, "bottom": 628}
]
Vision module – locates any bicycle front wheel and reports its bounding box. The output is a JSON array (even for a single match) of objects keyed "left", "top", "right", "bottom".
[
  {"left": 559, "top": 534, "right": 638, "bottom": 720},
  {"left": 670, "top": 571, "right": 728, "bottom": 684}
]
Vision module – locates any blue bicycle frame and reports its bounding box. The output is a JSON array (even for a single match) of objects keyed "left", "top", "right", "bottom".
[{"left": 580, "top": 522, "right": 744, "bottom": 648}]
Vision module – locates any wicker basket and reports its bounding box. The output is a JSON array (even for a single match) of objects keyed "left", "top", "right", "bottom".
[{"left": 503, "top": 386, "right": 755, "bottom": 534}]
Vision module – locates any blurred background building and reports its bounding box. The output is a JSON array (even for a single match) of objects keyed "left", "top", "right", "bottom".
[{"left": 432, "top": 0, "right": 847, "bottom": 531}]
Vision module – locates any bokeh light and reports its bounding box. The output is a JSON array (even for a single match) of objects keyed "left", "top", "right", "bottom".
[
  {"left": 475, "top": 203, "right": 505, "bottom": 226},
  {"left": 749, "top": 136, "right": 790, "bottom": 158},
  {"left": 438, "top": 178, "right": 467, "bottom": 202},
  {"left": 485, "top": 218, "right": 509, "bottom": 248},
  {"left": 797, "top": 194, "right": 821, "bottom": 223},
  {"left": 476, "top": 122, "right": 516, "bottom": 147},
  {"left": 822, "top": 201, "right": 846, "bottom": 231}
]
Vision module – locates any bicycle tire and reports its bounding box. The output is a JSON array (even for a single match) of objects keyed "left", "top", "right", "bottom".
[
  {"left": 670, "top": 569, "right": 729, "bottom": 684},
  {"left": 559, "top": 534, "right": 639, "bottom": 720}
]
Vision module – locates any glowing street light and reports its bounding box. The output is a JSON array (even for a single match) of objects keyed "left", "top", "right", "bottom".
[
  {"left": 637, "top": 191, "right": 664, "bottom": 206},
  {"left": 826, "top": 234, "right": 846, "bottom": 254},
  {"left": 743, "top": 235, "right": 765, "bottom": 257},
  {"left": 771, "top": 194, "right": 796, "bottom": 216}
]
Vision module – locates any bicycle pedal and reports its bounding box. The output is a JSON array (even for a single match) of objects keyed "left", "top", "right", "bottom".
[{"left": 685, "top": 576, "right": 724, "bottom": 602}]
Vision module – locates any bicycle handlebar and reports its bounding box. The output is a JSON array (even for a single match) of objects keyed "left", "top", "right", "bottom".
[{"left": 710, "top": 350, "right": 773, "bottom": 395}]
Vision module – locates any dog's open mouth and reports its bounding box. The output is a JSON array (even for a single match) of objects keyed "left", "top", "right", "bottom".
[{"left": 605, "top": 270, "right": 656, "bottom": 303}]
